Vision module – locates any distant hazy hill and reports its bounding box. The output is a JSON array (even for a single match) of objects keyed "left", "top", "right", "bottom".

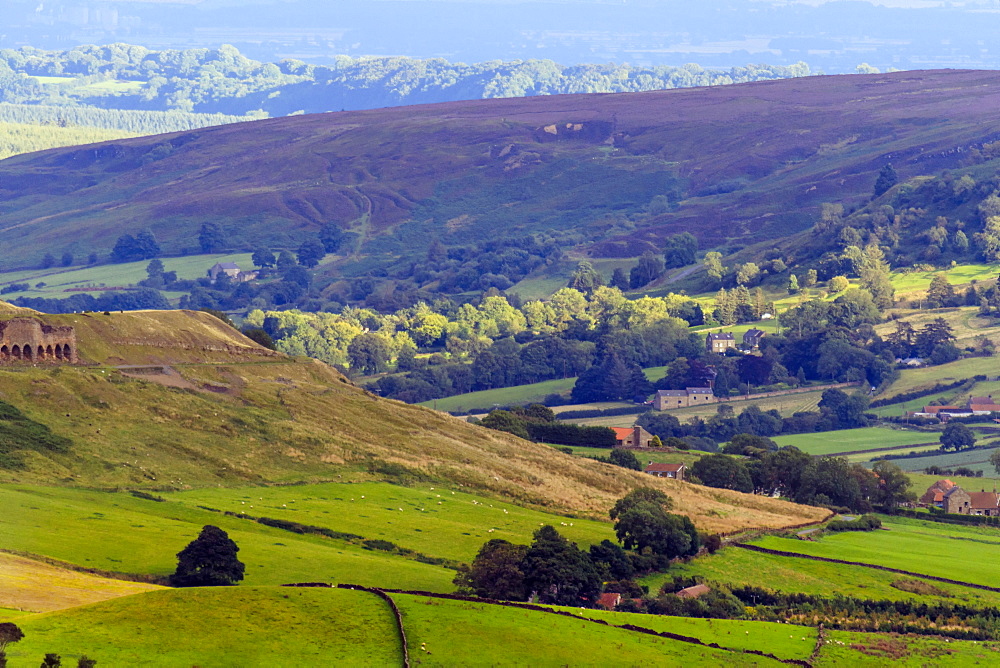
[
  {"left": 0, "top": 302, "right": 825, "bottom": 532},
  {"left": 4, "top": 70, "right": 1000, "bottom": 276}
]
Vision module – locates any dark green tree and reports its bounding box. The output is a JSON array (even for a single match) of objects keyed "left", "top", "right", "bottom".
[
  {"left": 198, "top": 222, "right": 226, "bottom": 253},
  {"left": 242, "top": 327, "right": 276, "bottom": 350},
  {"left": 170, "top": 525, "right": 245, "bottom": 587},
  {"left": 940, "top": 422, "right": 976, "bottom": 451},
  {"left": 588, "top": 540, "right": 634, "bottom": 581},
  {"left": 691, "top": 454, "right": 753, "bottom": 493},
  {"left": 568, "top": 261, "right": 603, "bottom": 294},
  {"left": 663, "top": 232, "right": 698, "bottom": 268},
  {"left": 77, "top": 658, "right": 97, "bottom": 668},
  {"left": 40, "top": 654, "right": 60, "bottom": 668},
  {"left": 40, "top": 252, "right": 56, "bottom": 269},
  {"left": 461, "top": 539, "right": 529, "bottom": 600},
  {"left": 610, "top": 487, "right": 673, "bottom": 520},
  {"left": 60, "top": 252, "right": 73, "bottom": 267},
  {"left": 319, "top": 222, "right": 346, "bottom": 253},
  {"left": 871, "top": 460, "right": 913, "bottom": 508},
  {"left": 873, "top": 163, "right": 898, "bottom": 198},
  {"left": 347, "top": 332, "right": 392, "bottom": 374},
  {"left": 610, "top": 267, "right": 630, "bottom": 291},
  {"left": 521, "top": 526, "right": 601, "bottom": 606},
  {"left": 609, "top": 448, "right": 642, "bottom": 471},
  {"left": 629, "top": 251, "right": 664, "bottom": 288},
  {"left": 135, "top": 230, "right": 161, "bottom": 259},
  {"left": 0, "top": 623, "right": 24, "bottom": 656},
  {"left": 479, "top": 410, "right": 529, "bottom": 439},
  {"left": 251, "top": 248, "right": 276, "bottom": 268},
  {"left": 276, "top": 250, "right": 297, "bottom": 271},
  {"left": 296, "top": 238, "right": 326, "bottom": 268}
]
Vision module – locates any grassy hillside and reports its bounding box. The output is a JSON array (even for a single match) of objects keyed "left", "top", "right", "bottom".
[
  {"left": 4, "top": 70, "right": 1000, "bottom": 270},
  {"left": 0, "top": 303, "right": 826, "bottom": 533},
  {"left": 8, "top": 587, "right": 402, "bottom": 667}
]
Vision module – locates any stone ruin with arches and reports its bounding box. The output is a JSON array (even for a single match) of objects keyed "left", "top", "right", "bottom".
[{"left": 0, "top": 318, "right": 77, "bottom": 364}]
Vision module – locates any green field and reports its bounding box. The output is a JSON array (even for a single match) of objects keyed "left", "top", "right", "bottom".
[
  {"left": 889, "top": 263, "right": 1000, "bottom": 297},
  {"left": 555, "top": 608, "right": 817, "bottom": 661},
  {"left": 752, "top": 516, "right": 1000, "bottom": 588},
  {"left": 0, "top": 484, "right": 454, "bottom": 591},
  {"left": 889, "top": 445, "right": 1000, "bottom": 475},
  {"left": 420, "top": 366, "right": 667, "bottom": 413},
  {"left": 651, "top": 530, "right": 1000, "bottom": 609},
  {"left": 0, "top": 253, "right": 254, "bottom": 302},
  {"left": 161, "top": 481, "right": 615, "bottom": 564},
  {"left": 0, "top": 482, "right": 620, "bottom": 593},
  {"left": 771, "top": 427, "right": 939, "bottom": 456},
  {"left": 8, "top": 587, "right": 402, "bottom": 667},
  {"left": 393, "top": 593, "right": 785, "bottom": 667},
  {"left": 8, "top": 584, "right": 993, "bottom": 667}
]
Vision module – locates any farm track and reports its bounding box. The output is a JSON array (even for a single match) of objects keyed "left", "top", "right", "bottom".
[{"left": 732, "top": 543, "right": 1000, "bottom": 593}]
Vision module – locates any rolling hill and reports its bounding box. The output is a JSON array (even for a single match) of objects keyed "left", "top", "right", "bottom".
[
  {"left": 0, "top": 302, "right": 825, "bottom": 533},
  {"left": 3, "top": 69, "right": 1000, "bottom": 272}
]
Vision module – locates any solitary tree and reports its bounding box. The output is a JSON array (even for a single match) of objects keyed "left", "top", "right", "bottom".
[
  {"left": 77, "top": 657, "right": 97, "bottom": 668},
  {"left": 40, "top": 654, "right": 60, "bottom": 668},
  {"left": 251, "top": 248, "right": 276, "bottom": 269},
  {"left": 0, "top": 622, "right": 24, "bottom": 664},
  {"left": 940, "top": 422, "right": 976, "bottom": 452},
  {"left": 873, "top": 163, "right": 898, "bottom": 198},
  {"left": 170, "top": 525, "right": 245, "bottom": 587}
]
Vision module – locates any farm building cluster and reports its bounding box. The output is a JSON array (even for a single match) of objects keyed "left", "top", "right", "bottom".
[
  {"left": 908, "top": 397, "right": 1000, "bottom": 420},
  {"left": 920, "top": 479, "right": 1000, "bottom": 515}
]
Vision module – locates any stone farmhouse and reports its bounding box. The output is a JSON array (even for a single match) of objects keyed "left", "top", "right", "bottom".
[
  {"left": 706, "top": 332, "right": 736, "bottom": 354},
  {"left": 0, "top": 318, "right": 77, "bottom": 364},
  {"left": 611, "top": 426, "right": 655, "bottom": 448},
  {"left": 920, "top": 479, "right": 1000, "bottom": 516},
  {"left": 208, "top": 262, "right": 257, "bottom": 284},
  {"left": 743, "top": 328, "right": 766, "bottom": 349},
  {"left": 653, "top": 388, "right": 714, "bottom": 410},
  {"left": 644, "top": 462, "right": 685, "bottom": 480}
]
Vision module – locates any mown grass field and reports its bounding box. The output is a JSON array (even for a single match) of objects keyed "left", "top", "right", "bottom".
[
  {"left": 8, "top": 587, "right": 401, "bottom": 668},
  {"left": 889, "top": 263, "right": 1000, "bottom": 297},
  {"left": 0, "top": 253, "right": 254, "bottom": 301},
  {"left": 877, "top": 356, "right": 1000, "bottom": 401},
  {"left": 0, "top": 552, "right": 161, "bottom": 614},
  {"left": 771, "top": 427, "right": 939, "bottom": 456},
  {"left": 752, "top": 516, "right": 1000, "bottom": 588}
]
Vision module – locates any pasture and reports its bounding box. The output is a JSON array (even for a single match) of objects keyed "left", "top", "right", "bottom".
[
  {"left": 0, "top": 253, "right": 255, "bottom": 301},
  {"left": 7, "top": 586, "right": 401, "bottom": 668},
  {"left": 888, "top": 445, "right": 1000, "bottom": 475},
  {"left": 751, "top": 516, "right": 1000, "bottom": 589},
  {"left": 161, "top": 481, "right": 616, "bottom": 563},
  {"left": 771, "top": 427, "right": 938, "bottom": 456},
  {"left": 653, "top": 534, "right": 1000, "bottom": 608},
  {"left": 555, "top": 608, "right": 817, "bottom": 661},
  {"left": 393, "top": 593, "right": 785, "bottom": 667},
  {"left": 0, "top": 484, "right": 455, "bottom": 592},
  {"left": 420, "top": 366, "right": 667, "bottom": 413}
]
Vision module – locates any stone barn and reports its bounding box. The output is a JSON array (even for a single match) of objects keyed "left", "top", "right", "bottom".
[{"left": 0, "top": 318, "right": 77, "bottom": 364}]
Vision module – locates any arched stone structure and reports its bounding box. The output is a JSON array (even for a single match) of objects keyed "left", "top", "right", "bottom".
[{"left": 0, "top": 318, "right": 77, "bottom": 365}]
